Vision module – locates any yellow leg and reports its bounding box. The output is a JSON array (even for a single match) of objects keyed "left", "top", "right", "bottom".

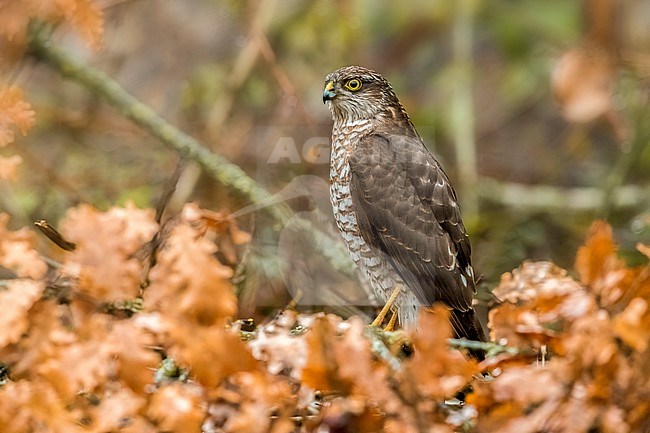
[
  {"left": 371, "top": 286, "right": 401, "bottom": 327},
  {"left": 384, "top": 309, "right": 398, "bottom": 331},
  {"left": 286, "top": 287, "right": 303, "bottom": 311}
]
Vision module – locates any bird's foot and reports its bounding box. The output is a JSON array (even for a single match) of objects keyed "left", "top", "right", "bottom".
[
  {"left": 384, "top": 309, "right": 398, "bottom": 332},
  {"left": 370, "top": 286, "right": 401, "bottom": 328}
]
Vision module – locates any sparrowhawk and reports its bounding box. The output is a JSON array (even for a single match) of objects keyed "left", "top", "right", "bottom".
[{"left": 323, "top": 65, "right": 486, "bottom": 346}]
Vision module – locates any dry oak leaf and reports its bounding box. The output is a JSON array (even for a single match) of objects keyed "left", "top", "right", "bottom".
[
  {"left": 4, "top": 299, "right": 124, "bottom": 402},
  {"left": 110, "top": 416, "right": 158, "bottom": 433},
  {"left": 0, "top": 1, "right": 30, "bottom": 42},
  {"left": 559, "top": 315, "right": 622, "bottom": 400},
  {"left": 86, "top": 386, "right": 147, "bottom": 433},
  {"left": 217, "top": 371, "right": 295, "bottom": 433},
  {"left": 109, "top": 319, "right": 160, "bottom": 395},
  {"left": 0, "top": 379, "right": 83, "bottom": 433},
  {"left": 489, "top": 284, "right": 597, "bottom": 352},
  {"left": 145, "top": 220, "right": 237, "bottom": 325},
  {"left": 492, "top": 261, "right": 582, "bottom": 304},
  {"left": 182, "top": 204, "right": 252, "bottom": 266},
  {"left": 35, "top": 312, "right": 116, "bottom": 401},
  {"left": 575, "top": 220, "right": 627, "bottom": 302},
  {"left": 2, "top": 301, "right": 64, "bottom": 378},
  {"left": 0, "top": 213, "right": 47, "bottom": 279},
  {"left": 316, "top": 398, "right": 386, "bottom": 433},
  {"left": 61, "top": 203, "right": 157, "bottom": 302},
  {"left": 0, "top": 86, "right": 35, "bottom": 147},
  {"left": 489, "top": 261, "right": 590, "bottom": 350},
  {"left": 311, "top": 316, "right": 393, "bottom": 399},
  {"left": 147, "top": 382, "right": 206, "bottom": 433},
  {"left": 0, "top": 280, "right": 43, "bottom": 349},
  {"left": 301, "top": 314, "right": 369, "bottom": 395},
  {"left": 0, "top": 0, "right": 103, "bottom": 49},
  {"left": 552, "top": 47, "right": 614, "bottom": 123},
  {"left": 66, "top": 0, "right": 104, "bottom": 49},
  {"left": 470, "top": 366, "right": 565, "bottom": 433},
  {"left": 0, "top": 154, "right": 23, "bottom": 181},
  {"left": 612, "top": 297, "right": 650, "bottom": 352},
  {"left": 246, "top": 310, "right": 309, "bottom": 378},
  {"left": 166, "top": 320, "right": 259, "bottom": 388},
  {"left": 404, "top": 306, "right": 478, "bottom": 399},
  {"left": 638, "top": 243, "right": 650, "bottom": 259}
]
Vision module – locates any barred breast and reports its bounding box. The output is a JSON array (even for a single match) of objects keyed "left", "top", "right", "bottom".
[{"left": 329, "top": 120, "right": 419, "bottom": 325}]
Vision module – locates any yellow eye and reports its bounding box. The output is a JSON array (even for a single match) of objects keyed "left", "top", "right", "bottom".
[{"left": 344, "top": 79, "right": 362, "bottom": 91}]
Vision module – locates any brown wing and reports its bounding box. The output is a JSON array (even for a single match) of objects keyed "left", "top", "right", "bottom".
[{"left": 349, "top": 133, "right": 475, "bottom": 312}]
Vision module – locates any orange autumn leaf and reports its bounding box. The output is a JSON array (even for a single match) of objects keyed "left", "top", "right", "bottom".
[
  {"left": 180, "top": 203, "right": 252, "bottom": 266},
  {"left": 61, "top": 203, "right": 158, "bottom": 302},
  {"left": 303, "top": 315, "right": 391, "bottom": 396},
  {"left": 0, "top": 1, "right": 31, "bottom": 42},
  {"left": 0, "top": 0, "right": 104, "bottom": 50},
  {"left": 637, "top": 243, "right": 650, "bottom": 259},
  {"left": 147, "top": 382, "right": 206, "bottom": 433},
  {"left": 4, "top": 301, "right": 63, "bottom": 378},
  {"left": 471, "top": 367, "right": 564, "bottom": 433},
  {"left": 492, "top": 261, "right": 583, "bottom": 304},
  {"left": 404, "top": 306, "right": 478, "bottom": 399},
  {"left": 87, "top": 387, "right": 147, "bottom": 433},
  {"left": 218, "top": 371, "right": 295, "bottom": 433},
  {"left": 0, "top": 213, "right": 47, "bottom": 279},
  {"left": 488, "top": 261, "right": 596, "bottom": 352},
  {"left": 551, "top": 47, "right": 614, "bottom": 123},
  {"left": 301, "top": 314, "right": 352, "bottom": 394},
  {"left": 0, "top": 86, "right": 35, "bottom": 147},
  {"left": 575, "top": 220, "right": 619, "bottom": 287},
  {"left": 0, "top": 280, "right": 43, "bottom": 349},
  {"left": 36, "top": 313, "right": 116, "bottom": 401},
  {"left": 111, "top": 416, "right": 158, "bottom": 433},
  {"left": 0, "top": 154, "right": 22, "bottom": 181},
  {"left": 146, "top": 216, "right": 237, "bottom": 325},
  {"left": 109, "top": 320, "right": 160, "bottom": 395},
  {"left": 166, "top": 321, "right": 258, "bottom": 388},
  {"left": 67, "top": 0, "right": 104, "bottom": 49},
  {"left": 575, "top": 220, "right": 639, "bottom": 309},
  {"left": 612, "top": 297, "right": 650, "bottom": 352},
  {"left": 0, "top": 379, "right": 84, "bottom": 433}
]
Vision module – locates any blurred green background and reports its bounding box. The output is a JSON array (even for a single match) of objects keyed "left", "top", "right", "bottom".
[{"left": 3, "top": 0, "right": 649, "bottom": 319}]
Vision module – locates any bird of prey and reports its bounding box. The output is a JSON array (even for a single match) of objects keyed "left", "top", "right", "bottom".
[{"left": 323, "top": 65, "right": 486, "bottom": 346}]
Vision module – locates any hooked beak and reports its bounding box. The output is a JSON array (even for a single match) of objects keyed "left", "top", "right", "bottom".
[{"left": 323, "top": 81, "right": 336, "bottom": 104}]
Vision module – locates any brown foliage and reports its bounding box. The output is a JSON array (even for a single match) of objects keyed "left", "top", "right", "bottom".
[
  {"left": 1, "top": 207, "right": 649, "bottom": 432},
  {"left": 0, "top": 86, "right": 35, "bottom": 148},
  {"left": 61, "top": 203, "right": 158, "bottom": 301},
  {"left": 0, "top": 0, "right": 103, "bottom": 50},
  {"left": 475, "top": 220, "right": 650, "bottom": 433},
  {"left": 0, "top": 0, "right": 101, "bottom": 182}
]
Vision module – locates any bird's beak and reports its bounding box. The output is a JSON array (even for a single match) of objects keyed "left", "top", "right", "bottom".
[{"left": 323, "top": 81, "right": 336, "bottom": 104}]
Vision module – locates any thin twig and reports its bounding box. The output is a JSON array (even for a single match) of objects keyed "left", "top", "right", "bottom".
[
  {"left": 447, "top": 338, "right": 519, "bottom": 356},
  {"left": 34, "top": 219, "right": 77, "bottom": 251}
]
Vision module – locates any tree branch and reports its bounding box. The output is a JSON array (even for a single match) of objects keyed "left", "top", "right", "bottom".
[
  {"left": 25, "top": 23, "right": 356, "bottom": 280},
  {"left": 26, "top": 23, "right": 289, "bottom": 224},
  {"left": 478, "top": 177, "right": 649, "bottom": 210}
]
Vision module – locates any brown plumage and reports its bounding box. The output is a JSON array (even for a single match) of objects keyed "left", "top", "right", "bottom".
[{"left": 323, "top": 65, "right": 486, "bottom": 351}]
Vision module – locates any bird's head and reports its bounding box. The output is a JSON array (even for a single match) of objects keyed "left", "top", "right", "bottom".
[{"left": 323, "top": 65, "right": 405, "bottom": 124}]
